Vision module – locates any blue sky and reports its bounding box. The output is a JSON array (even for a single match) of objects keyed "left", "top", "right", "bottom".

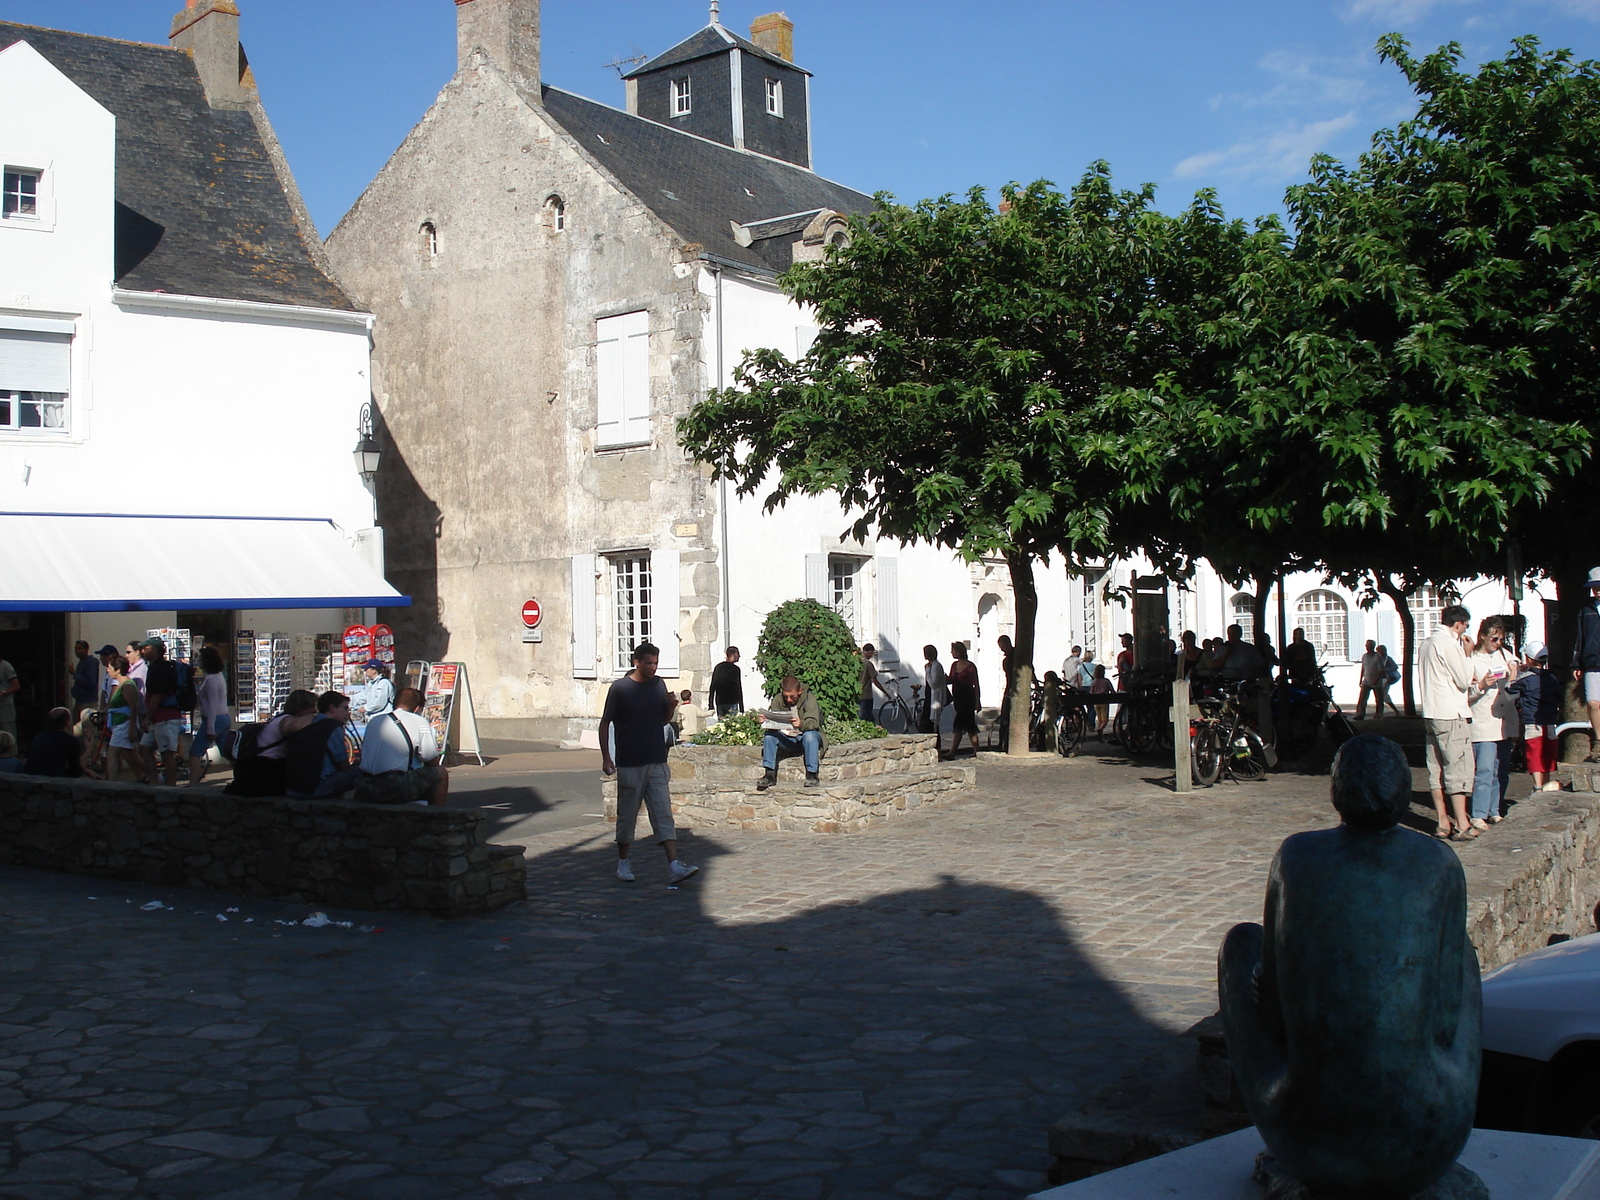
[{"left": 7, "top": 1, "right": 1600, "bottom": 236}]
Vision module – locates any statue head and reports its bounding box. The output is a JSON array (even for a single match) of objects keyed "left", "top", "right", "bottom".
[{"left": 1330, "top": 734, "right": 1412, "bottom": 830}]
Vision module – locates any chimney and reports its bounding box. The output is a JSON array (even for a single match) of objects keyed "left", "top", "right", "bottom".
[
  {"left": 170, "top": 0, "right": 249, "bottom": 110},
  {"left": 456, "top": 0, "right": 541, "bottom": 98},
  {"left": 749, "top": 12, "right": 794, "bottom": 62}
]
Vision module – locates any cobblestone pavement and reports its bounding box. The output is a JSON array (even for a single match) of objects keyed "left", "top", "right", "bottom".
[{"left": 0, "top": 738, "right": 1547, "bottom": 1200}]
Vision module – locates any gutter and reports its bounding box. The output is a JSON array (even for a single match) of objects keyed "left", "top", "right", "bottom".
[{"left": 112, "top": 288, "right": 375, "bottom": 332}]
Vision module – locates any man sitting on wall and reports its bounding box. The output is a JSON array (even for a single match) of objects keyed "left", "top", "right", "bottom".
[
  {"left": 22, "top": 708, "right": 84, "bottom": 779},
  {"left": 756, "top": 675, "right": 825, "bottom": 791},
  {"left": 356, "top": 687, "right": 447, "bottom": 806},
  {"left": 285, "top": 691, "right": 364, "bottom": 799}
]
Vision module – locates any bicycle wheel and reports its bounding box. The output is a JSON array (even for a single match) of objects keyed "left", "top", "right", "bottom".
[
  {"left": 1057, "top": 707, "right": 1085, "bottom": 757},
  {"left": 1192, "top": 723, "right": 1223, "bottom": 786},
  {"left": 1229, "top": 729, "right": 1269, "bottom": 781},
  {"left": 879, "top": 698, "right": 910, "bottom": 734},
  {"left": 1109, "top": 705, "right": 1128, "bottom": 747},
  {"left": 1125, "top": 702, "right": 1158, "bottom": 755}
]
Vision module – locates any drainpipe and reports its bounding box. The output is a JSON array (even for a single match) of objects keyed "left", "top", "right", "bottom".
[{"left": 713, "top": 264, "right": 733, "bottom": 654}]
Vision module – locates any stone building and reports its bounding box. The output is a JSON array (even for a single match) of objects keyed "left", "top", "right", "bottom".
[{"left": 327, "top": 0, "right": 1084, "bottom": 742}]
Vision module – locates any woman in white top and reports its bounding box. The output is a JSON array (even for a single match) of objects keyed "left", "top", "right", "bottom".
[
  {"left": 1468, "top": 618, "right": 1521, "bottom": 829},
  {"left": 922, "top": 644, "right": 950, "bottom": 758},
  {"left": 186, "top": 645, "right": 231, "bottom": 787}
]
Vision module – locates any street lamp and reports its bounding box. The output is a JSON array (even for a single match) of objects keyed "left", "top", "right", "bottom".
[{"left": 353, "top": 403, "right": 380, "bottom": 484}]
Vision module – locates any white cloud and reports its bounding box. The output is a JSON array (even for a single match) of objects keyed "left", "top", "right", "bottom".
[
  {"left": 1211, "top": 48, "right": 1374, "bottom": 112},
  {"left": 1174, "top": 113, "right": 1361, "bottom": 182},
  {"left": 1342, "top": 0, "right": 1478, "bottom": 23}
]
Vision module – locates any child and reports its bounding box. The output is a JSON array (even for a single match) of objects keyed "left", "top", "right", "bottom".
[
  {"left": 674, "top": 689, "right": 704, "bottom": 739},
  {"left": 1507, "top": 642, "right": 1562, "bottom": 794},
  {"left": 1089, "top": 664, "right": 1114, "bottom": 735}
]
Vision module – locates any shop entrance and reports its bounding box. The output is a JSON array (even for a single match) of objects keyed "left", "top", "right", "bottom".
[{"left": 0, "top": 611, "right": 67, "bottom": 746}]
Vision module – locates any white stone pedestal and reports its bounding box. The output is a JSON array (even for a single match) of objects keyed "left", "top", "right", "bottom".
[{"left": 1029, "top": 1126, "right": 1600, "bottom": 1199}]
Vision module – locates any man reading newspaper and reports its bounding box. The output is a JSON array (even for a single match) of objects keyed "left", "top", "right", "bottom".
[{"left": 756, "top": 675, "right": 824, "bottom": 791}]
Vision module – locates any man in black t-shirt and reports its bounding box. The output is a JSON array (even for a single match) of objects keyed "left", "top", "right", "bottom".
[
  {"left": 23, "top": 708, "right": 84, "bottom": 779},
  {"left": 708, "top": 646, "right": 744, "bottom": 718},
  {"left": 600, "top": 642, "right": 698, "bottom": 885}
]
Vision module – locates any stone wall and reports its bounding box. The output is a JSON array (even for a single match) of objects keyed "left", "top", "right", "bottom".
[
  {"left": 0, "top": 774, "right": 526, "bottom": 917},
  {"left": 602, "top": 735, "right": 975, "bottom": 833}
]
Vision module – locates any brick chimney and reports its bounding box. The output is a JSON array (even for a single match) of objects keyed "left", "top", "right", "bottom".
[
  {"left": 456, "top": 0, "right": 540, "bottom": 98},
  {"left": 170, "top": 0, "right": 249, "bottom": 110},
  {"left": 750, "top": 12, "right": 794, "bottom": 62}
]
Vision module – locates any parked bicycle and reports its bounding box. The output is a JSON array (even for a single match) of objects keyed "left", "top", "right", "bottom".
[
  {"left": 1113, "top": 670, "right": 1173, "bottom": 756},
  {"left": 1191, "top": 679, "right": 1271, "bottom": 785},
  {"left": 1027, "top": 679, "right": 1088, "bottom": 757},
  {"left": 873, "top": 677, "right": 918, "bottom": 734}
]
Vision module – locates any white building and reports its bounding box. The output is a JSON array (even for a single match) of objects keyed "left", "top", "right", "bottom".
[{"left": 0, "top": 6, "right": 403, "bottom": 735}]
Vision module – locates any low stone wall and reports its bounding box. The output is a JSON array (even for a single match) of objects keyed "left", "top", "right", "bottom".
[
  {"left": 0, "top": 773, "right": 526, "bottom": 917},
  {"left": 602, "top": 735, "right": 976, "bottom": 833}
]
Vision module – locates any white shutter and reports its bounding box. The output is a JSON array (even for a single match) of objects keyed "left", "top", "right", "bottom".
[
  {"left": 876, "top": 557, "right": 900, "bottom": 666},
  {"left": 653, "top": 548, "right": 680, "bottom": 677},
  {"left": 595, "top": 311, "right": 649, "bottom": 449},
  {"left": 595, "top": 317, "right": 625, "bottom": 447},
  {"left": 1347, "top": 610, "right": 1365, "bottom": 662},
  {"left": 805, "top": 554, "right": 828, "bottom": 603},
  {"left": 571, "top": 554, "right": 597, "bottom": 678},
  {"left": 621, "top": 312, "right": 651, "bottom": 445},
  {"left": 0, "top": 330, "right": 70, "bottom": 392}
]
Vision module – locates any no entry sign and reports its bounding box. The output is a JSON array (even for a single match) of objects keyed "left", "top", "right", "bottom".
[{"left": 521, "top": 598, "right": 542, "bottom": 628}]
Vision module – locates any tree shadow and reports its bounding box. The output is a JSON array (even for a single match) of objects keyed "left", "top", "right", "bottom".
[{"left": 372, "top": 402, "right": 450, "bottom": 663}]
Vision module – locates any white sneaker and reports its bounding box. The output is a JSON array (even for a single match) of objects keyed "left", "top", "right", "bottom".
[
  {"left": 667, "top": 860, "right": 699, "bottom": 884},
  {"left": 616, "top": 860, "right": 635, "bottom": 882}
]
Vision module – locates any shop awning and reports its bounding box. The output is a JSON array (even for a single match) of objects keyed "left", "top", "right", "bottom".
[{"left": 0, "top": 513, "right": 411, "bottom": 611}]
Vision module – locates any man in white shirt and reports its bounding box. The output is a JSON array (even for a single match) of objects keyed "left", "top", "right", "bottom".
[
  {"left": 1419, "top": 604, "right": 1474, "bottom": 839},
  {"left": 1355, "top": 640, "right": 1385, "bottom": 720},
  {"left": 1062, "top": 646, "right": 1083, "bottom": 690},
  {"left": 358, "top": 686, "right": 447, "bottom": 805}
]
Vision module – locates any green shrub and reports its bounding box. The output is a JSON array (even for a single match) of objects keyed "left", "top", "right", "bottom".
[
  {"left": 690, "top": 711, "right": 763, "bottom": 746},
  {"left": 823, "top": 716, "right": 888, "bottom": 743},
  {"left": 755, "top": 599, "right": 861, "bottom": 720}
]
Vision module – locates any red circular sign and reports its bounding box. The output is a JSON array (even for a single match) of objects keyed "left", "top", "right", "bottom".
[{"left": 521, "top": 599, "right": 542, "bottom": 628}]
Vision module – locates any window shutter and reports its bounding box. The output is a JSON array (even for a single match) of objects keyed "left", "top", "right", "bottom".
[
  {"left": 0, "top": 330, "right": 70, "bottom": 392},
  {"left": 571, "top": 554, "right": 597, "bottom": 678},
  {"left": 805, "top": 554, "right": 828, "bottom": 603},
  {"left": 1347, "top": 612, "right": 1365, "bottom": 662},
  {"left": 876, "top": 557, "right": 900, "bottom": 666},
  {"left": 595, "top": 312, "right": 648, "bottom": 448},
  {"left": 654, "top": 548, "right": 680, "bottom": 677},
  {"left": 595, "top": 320, "right": 624, "bottom": 447},
  {"left": 621, "top": 312, "right": 650, "bottom": 445}
]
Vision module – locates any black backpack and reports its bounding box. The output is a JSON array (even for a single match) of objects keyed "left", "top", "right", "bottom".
[
  {"left": 171, "top": 661, "right": 197, "bottom": 712},
  {"left": 221, "top": 721, "right": 267, "bottom": 765}
]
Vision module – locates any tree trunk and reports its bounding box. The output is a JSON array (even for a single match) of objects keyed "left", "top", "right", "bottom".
[
  {"left": 1005, "top": 551, "right": 1039, "bottom": 757},
  {"left": 1251, "top": 571, "right": 1274, "bottom": 669},
  {"left": 1377, "top": 575, "right": 1418, "bottom": 718}
]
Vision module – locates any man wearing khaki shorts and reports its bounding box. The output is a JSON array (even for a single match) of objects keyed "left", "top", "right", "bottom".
[{"left": 1419, "top": 604, "right": 1475, "bottom": 840}]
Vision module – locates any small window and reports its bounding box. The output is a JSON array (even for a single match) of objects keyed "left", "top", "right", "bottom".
[
  {"left": 765, "top": 78, "right": 783, "bottom": 117},
  {"left": 545, "top": 195, "right": 565, "bottom": 232},
  {"left": 829, "top": 556, "right": 862, "bottom": 641},
  {"left": 419, "top": 221, "right": 438, "bottom": 257},
  {"left": 0, "top": 328, "right": 71, "bottom": 434},
  {"left": 0, "top": 391, "right": 67, "bottom": 431},
  {"left": 1413, "top": 585, "right": 1446, "bottom": 639},
  {"left": 3, "top": 168, "right": 40, "bottom": 219},
  {"left": 1230, "top": 593, "right": 1255, "bottom": 645},
  {"left": 671, "top": 76, "right": 691, "bottom": 116},
  {"left": 612, "top": 554, "right": 653, "bottom": 672}
]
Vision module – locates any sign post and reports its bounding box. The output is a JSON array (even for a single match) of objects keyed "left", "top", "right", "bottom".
[{"left": 522, "top": 598, "right": 543, "bottom": 644}]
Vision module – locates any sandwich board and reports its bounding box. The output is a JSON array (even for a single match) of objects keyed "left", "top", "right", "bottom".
[{"left": 423, "top": 661, "right": 484, "bottom": 765}]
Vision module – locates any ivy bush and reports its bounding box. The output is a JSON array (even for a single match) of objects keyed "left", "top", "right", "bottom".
[
  {"left": 823, "top": 716, "right": 889, "bottom": 743},
  {"left": 688, "top": 712, "right": 887, "bottom": 747},
  {"left": 754, "top": 599, "right": 861, "bottom": 721}
]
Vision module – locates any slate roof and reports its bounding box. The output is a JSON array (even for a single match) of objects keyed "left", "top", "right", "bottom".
[
  {"left": 0, "top": 21, "right": 351, "bottom": 310},
  {"left": 622, "top": 24, "right": 811, "bottom": 79},
  {"left": 541, "top": 86, "right": 871, "bottom": 274}
]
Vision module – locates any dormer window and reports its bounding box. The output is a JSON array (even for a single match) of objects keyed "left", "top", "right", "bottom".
[
  {"left": 670, "top": 77, "right": 691, "bottom": 116},
  {"left": 765, "top": 79, "right": 783, "bottom": 117},
  {"left": 3, "top": 168, "right": 40, "bottom": 219}
]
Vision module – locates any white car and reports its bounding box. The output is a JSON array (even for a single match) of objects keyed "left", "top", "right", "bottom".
[{"left": 1479, "top": 931, "right": 1600, "bottom": 1137}]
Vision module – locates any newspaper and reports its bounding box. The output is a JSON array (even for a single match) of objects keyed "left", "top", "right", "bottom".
[{"left": 759, "top": 706, "right": 800, "bottom": 735}]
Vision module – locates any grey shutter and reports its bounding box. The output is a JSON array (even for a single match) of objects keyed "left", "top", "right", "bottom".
[
  {"left": 653, "top": 548, "right": 680, "bottom": 677},
  {"left": 0, "top": 329, "right": 70, "bottom": 391},
  {"left": 876, "top": 557, "right": 900, "bottom": 666},
  {"left": 571, "top": 554, "right": 597, "bottom": 679},
  {"left": 1347, "top": 606, "right": 1365, "bottom": 661},
  {"left": 804, "top": 554, "right": 828, "bottom": 603}
]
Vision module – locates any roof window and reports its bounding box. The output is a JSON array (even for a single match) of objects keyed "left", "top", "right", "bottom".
[{"left": 671, "top": 77, "right": 692, "bottom": 117}]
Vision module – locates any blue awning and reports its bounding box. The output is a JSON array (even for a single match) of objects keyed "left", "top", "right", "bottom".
[{"left": 1, "top": 512, "right": 410, "bottom": 611}]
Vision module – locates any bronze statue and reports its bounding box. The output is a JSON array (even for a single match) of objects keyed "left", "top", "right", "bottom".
[{"left": 1219, "top": 735, "right": 1483, "bottom": 1199}]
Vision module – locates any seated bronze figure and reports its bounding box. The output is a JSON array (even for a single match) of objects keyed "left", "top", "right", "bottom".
[{"left": 1219, "top": 734, "right": 1482, "bottom": 1199}]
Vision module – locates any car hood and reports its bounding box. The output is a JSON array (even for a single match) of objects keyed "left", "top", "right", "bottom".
[{"left": 1482, "top": 934, "right": 1600, "bottom": 1062}]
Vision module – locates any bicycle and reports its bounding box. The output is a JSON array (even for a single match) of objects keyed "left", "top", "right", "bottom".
[
  {"left": 874, "top": 677, "right": 917, "bottom": 734},
  {"left": 1191, "top": 679, "right": 1270, "bottom": 786},
  {"left": 1113, "top": 671, "right": 1171, "bottom": 756}
]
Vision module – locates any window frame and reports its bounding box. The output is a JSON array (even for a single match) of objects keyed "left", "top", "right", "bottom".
[
  {"left": 0, "top": 322, "right": 73, "bottom": 437},
  {"left": 419, "top": 221, "right": 438, "bottom": 258},
  {"left": 765, "top": 77, "right": 784, "bottom": 117},
  {"left": 1230, "top": 593, "right": 1256, "bottom": 645},
  {"left": 545, "top": 195, "right": 565, "bottom": 232},
  {"left": 1294, "top": 589, "right": 1350, "bottom": 662},
  {"left": 670, "top": 76, "right": 692, "bottom": 117},
  {"left": 2, "top": 167, "right": 41, "bottom": 221},
  {"left": 828, "top": 555, "right": 864, "bottom": 642},
  {"left": 610, "top": 552, "right": 653, "bottom": 674}
]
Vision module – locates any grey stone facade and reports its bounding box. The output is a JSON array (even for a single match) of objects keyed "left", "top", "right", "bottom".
[{"left": 0, "top": 774, "right": 526, "bottom": 916}]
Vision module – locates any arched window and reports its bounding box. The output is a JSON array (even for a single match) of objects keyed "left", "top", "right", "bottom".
[
  {"left": 545, "top": 195, "right": 565, "bottom": 232},
  {"left": 1295, "top": 590, "right": 1349, "bottom": 660},
  {"left": 419, "top": 221, "right": 438, "bottom": 257},
  {"left": 1230, "top": 593, "right": 1255, "bottom": 644}
]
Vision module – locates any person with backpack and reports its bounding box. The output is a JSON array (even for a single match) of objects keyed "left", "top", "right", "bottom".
[
  {"left": 185, "top": 645, "right": 230, "bottom": 788},
  {"left": 285, "top": 691, "right": 362, "bottom": 799},
  {"left": 138, "top": 638, "right": 192, "bottom": 785},
  {"left": 225, "top": 690, "right": 318, "bottom": 797},
  {"left": 1509, "top": 642, "right": 1563, "bottom": 794},
  {"left": 1375, "top": 644, "right": 1402, "bottom": 718}
]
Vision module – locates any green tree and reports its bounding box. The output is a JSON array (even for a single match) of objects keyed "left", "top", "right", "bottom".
[
  {"left": 680, "top": 171, "right": 1257, "bottom": 752},
  {"left": 754, "top": 599, "right": 860, "bottom": 721}
]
